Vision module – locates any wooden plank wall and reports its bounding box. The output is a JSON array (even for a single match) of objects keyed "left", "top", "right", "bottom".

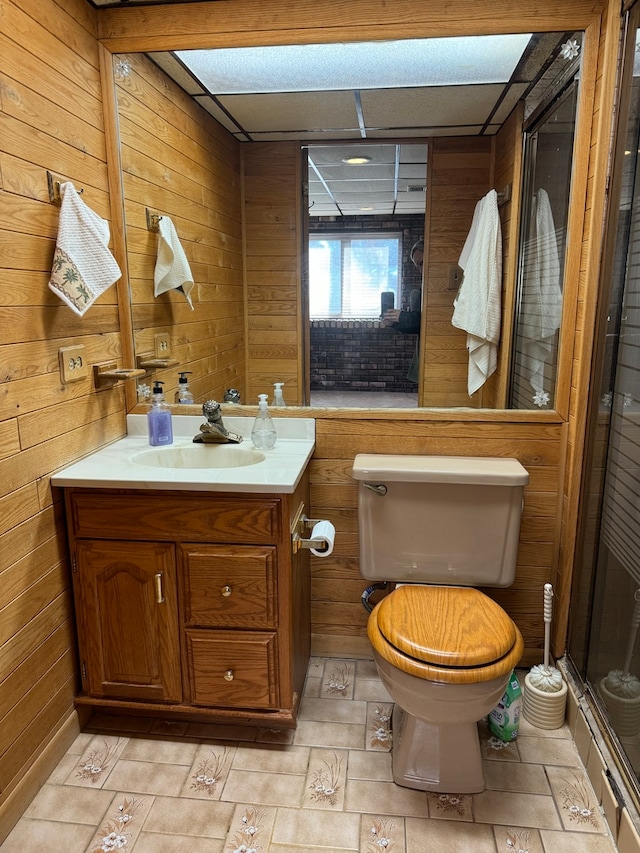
[
  {"left": 243, "top": 142, "right": 303, "bottom": 405},
  {"left": 0, "top": 0, "right": 126, "bottom": 835},
  {"left": 421, "top": 137, "right": 493, "bottom": 407},
  {"left": 307, "top": 412, "right": 562, "bottom": 666},
  {"left": 116, "top": 53, "right": 245, "bottom": 405}
]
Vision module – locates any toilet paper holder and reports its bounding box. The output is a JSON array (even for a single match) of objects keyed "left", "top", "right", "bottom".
[{"left": 291, "top": 505, "right": 329, "bottom": 554}]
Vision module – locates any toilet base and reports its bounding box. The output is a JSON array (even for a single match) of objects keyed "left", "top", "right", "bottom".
[{"left": 391, "top": 704, "right": 485, "bottom": 793}]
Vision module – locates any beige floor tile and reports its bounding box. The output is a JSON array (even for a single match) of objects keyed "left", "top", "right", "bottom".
[
  {"left": 133, "top": 832, "right": 225, "bottom": 851},
  {"left": 24, "top": 782, "right": 113, "bottom": 824},
  {"left": 519, "top": 716, "right": 573, "bottom": 739},
  {"left": 361, "top": 814, "right": 406, "bottom": 851},
  {"left": 231, "top": 742, "right": 310, "bottom": 775},
  {"left": 303, "top": 748, "right": 348, "bottom": 810},
  {"left": 406, "top": 815, "right": 496, "bottom": 851},
  {"left": 366, "top": 701, "right": 393, "bottom": 751},
  {"left": 322, "top": 660, "right": 357, "bottom": 699},
  {"left": 546, "top": 765, "right": 607, "bottom": 833},
  {"left": 540, "top": 828, "right": 619, "bottom": 851},
  {"left": 293, "top": 719, "right": 366, "bottom": 749},
  {"left": 64, "top": 735, "right": 129, "bottom": 788},
  {"left": 345, "top": 779, "right": 429, "bottom": 818},
  {"left": 221, "top": 767, "right": 307, "bottom": 806},
  {"left": 493, "top": 825, "right": 544, "bottom": 852},
  {"left": 181, "top": 742, "right": 235, "bottom": 799},
  {"left": 517, "top": 732, "right": 582, "bottom": 766},
  {"left": 353, "top": 678, "right": 394, "bottom": 702},
  {"left": 45, "top": 752, "right": 82, "bottom": 785},
  {"left": 1, "top": 818, "right": 96, "bottom": 852},
  {"left": 224, "top": 803, "right": 277, "bottom": 850},
  {"left": 120, "top": 736, "right": 199, "bottom": 765},
  {"left": 427, "top": 792, "right": 473, "bottom": 821},
  {"left": 347, "top": 748, "right": 394, "bottom": 782},
  {"left": 308, "top": 656, "right": 326, "bottom": 677},
  {"left": 101, "top": 758, "right": 191, "bottom": 796},
  {"left": 483, "top": 758, "right": 551, "bottom": 794},
  {"left": 269, "top": 846, "right": 358, "bottom": 853},
  {"left": 142, "top": 795, "right": 234, "bottom": 837},
  {"left": 472, "top": 789, "right": 563, "bottom": 829},
  {"left": 355, "top": 658, "right": 379, "bottom": 680},
  {"left": 304, "top": 674, "right": 323, "bottom": 697},
  {"left": 299, "top": 695, "right": 368, "bottom": 724},
  {"left": 271, "top": 806, "right": 361, "bottom": 848},
  {"left": 256, "top": 727, "right": 296, "bottom": 744},
  {"left": 85, "top": 791, "right": 153, "bottom": 851}
]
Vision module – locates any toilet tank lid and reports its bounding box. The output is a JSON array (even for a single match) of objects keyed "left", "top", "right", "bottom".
[{"left": 352, "top": 454, "right": 529, "bottom": 486}]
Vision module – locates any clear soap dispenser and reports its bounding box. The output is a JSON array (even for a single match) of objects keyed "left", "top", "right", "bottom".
[
  {"left": 273, "top": 382, "right": 286, "bottom": 407},
  {"left": 147, "top": 380, "right": 173, "bottom": 446},
  {"left": 251, "top": 393, "right": 277, "bottom": 449},
  {"left": 176, "top": 371, "right": 194, "bottom": 404}
]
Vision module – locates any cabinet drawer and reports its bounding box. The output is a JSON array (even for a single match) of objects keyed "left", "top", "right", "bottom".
[
  {"left": 67, "top": 491, "right": 281, "bottom": 543},
  {"left": 181, "top": 545, "right": 277, "bottom": 628},
  {"left": 186, "top": 630, "right": 278, "bottom": 708}
]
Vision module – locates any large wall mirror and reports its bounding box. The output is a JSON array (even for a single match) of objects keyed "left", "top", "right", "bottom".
[{"left": 110, "top": 28, "right": 584, "bottom": 411}]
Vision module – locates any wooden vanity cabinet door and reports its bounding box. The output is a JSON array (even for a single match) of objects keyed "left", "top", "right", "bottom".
[{"left": 74, "top": 540, "right": 182, "bottom": 703}]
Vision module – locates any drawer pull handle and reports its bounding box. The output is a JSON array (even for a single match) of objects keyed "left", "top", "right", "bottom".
[
  {"left": 154, "top": 572, "right": 165, "bottom": 604},
  {"left": 224, "top": 669, "right": 234, "bottom": 681},
  {"left": 221, "top": 585, "right": 232, "bottom": 597}
]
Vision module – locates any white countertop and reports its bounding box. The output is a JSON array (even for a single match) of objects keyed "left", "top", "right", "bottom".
[{"left": 51, "top": 415, "right": 315, "bottom": 494}]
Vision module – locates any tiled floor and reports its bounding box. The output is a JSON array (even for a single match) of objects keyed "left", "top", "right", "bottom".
[{"left": 3, "top": 658, "right": 618, "bottom": 852}]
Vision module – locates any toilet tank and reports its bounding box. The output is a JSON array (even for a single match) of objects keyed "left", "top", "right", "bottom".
[{"left": 352, "top": 454, "right": 529, "bottom": 587}]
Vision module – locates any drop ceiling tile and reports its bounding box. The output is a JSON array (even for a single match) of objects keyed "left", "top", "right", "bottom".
[{"left": 217, "top": 91, "right": 358, "bottom": 134}]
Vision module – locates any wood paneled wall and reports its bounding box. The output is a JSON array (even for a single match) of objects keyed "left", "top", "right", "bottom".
[
  {"left": 115, "top": 53, "right": 245, "bottom": 405},
  {"left": 421, "top": 137, "right": 494, "bottom": 407},
  {"left": 306, "top": 411, "right": 564, "bottom": 665},
  {"left": 0, "top": 0, "right": 623, "bottom": 842},
  {"left": 0, "top": 0, "right": 126, "bottom": 837},
  {"left": 243, "top": 142, "right": 303, "bottom": 404}
]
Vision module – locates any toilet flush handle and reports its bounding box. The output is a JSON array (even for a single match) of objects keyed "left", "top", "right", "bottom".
[{"left": 363, "top": 483, "right": 387, "bottom": 496}]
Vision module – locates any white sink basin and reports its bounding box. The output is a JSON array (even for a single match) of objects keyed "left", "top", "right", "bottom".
[
  {"left": 51, "top": 415, "right": 315, "bottom": 494},
  {"left": 132, "top": 445, "right": 265, "bottom": 469}
]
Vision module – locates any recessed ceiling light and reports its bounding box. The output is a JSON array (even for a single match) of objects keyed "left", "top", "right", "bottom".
[{"left": 342, "top": 155, "right": 372, "bottom": 165}]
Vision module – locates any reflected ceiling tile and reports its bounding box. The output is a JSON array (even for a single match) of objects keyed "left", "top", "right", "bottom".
[
  {"left": 360, "top": 84, "right": 507, "bottom": 129},
  {"left": 491, "top": 82, "right": 529, "bottom": 124},
  {"left": 217, "top": 91, "right": 358, "bottom": 133}
]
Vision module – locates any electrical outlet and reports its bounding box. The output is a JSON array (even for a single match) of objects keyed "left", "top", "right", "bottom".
[
  {"left": 154, "top": 333, "right": 171, "bottom": 359},
  {"left": 59, "top": 345, "right": 89, "bottom": 383}
]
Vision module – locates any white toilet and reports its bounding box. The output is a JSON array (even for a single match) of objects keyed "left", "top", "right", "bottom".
[{"left": 352, "top": 453, "right": 529, "bottom": 794}]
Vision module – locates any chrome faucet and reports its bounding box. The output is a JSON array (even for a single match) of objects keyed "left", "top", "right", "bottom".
[{"left": 193, "top": 400, "right": 243, "bottom": 444}]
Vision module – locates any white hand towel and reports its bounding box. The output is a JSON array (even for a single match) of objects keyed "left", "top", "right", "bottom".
[
  {"left": 520, "top": 188, "right": 563, "bottom": 395},
  {"left": 452, "top": 189, "right": 502, "bottom": 395},
  {"left": 154, "top": 216, "right": 195, "bottom": 310},
  {"left": 48, "top": 182, "right": 121, "bottom": 317}
]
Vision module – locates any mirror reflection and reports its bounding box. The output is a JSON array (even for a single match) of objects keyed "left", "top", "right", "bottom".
[{"left": 113, "top": 31, "right": 582, "bottom": 410}]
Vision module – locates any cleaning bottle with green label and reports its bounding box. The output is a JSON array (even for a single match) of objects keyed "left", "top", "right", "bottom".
[{"left": 488, "top": 670, "right": 522, "bottom": 741}]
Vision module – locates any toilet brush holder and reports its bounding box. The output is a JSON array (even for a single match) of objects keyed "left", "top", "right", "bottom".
[
  {"left": 599, "top": 676, "right": 640, "bottom": 738},
  {"left": 523, "top": 672, "right": 567, "bottom": 729}
]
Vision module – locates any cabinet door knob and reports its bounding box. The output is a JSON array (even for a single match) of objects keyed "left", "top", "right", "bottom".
[
  {"left": 221, "top": 585, "right": 232, "bottom": 597},
  {"left": 224, "top": 669, "right": 234, "bottom": 681}
]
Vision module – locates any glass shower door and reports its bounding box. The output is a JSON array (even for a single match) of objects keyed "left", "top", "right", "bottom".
[{"left": 573, "top": 9, "right": 640, "bottom": 788}]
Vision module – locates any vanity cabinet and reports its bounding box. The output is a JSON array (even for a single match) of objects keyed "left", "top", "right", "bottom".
[{"left": 63, "top": 476, "right": 311, "bottom": 727}]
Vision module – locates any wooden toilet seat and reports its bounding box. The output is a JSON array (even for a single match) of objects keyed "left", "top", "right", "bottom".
[{"left": 368, "top": 585, "right": 524, "bottom": 684}]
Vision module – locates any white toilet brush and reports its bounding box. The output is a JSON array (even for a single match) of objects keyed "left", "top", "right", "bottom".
[
  {"left": 523, "top": 584, "right": 567, "bottom": 729},
  {"left": 599, "top": 589, "right": 640, "bottom": 737}
]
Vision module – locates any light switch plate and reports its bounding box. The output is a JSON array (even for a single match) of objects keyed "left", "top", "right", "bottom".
[
  {"left": 59, "top": 345, "right": 88, "bottom": 383},
  {"left": 154, "top": 333, "right": 171, "bottom": 359}
]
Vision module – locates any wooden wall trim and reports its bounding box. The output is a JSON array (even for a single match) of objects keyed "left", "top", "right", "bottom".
[{"left": 97, "top": 1, "right": 605, "bottom": 53}]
